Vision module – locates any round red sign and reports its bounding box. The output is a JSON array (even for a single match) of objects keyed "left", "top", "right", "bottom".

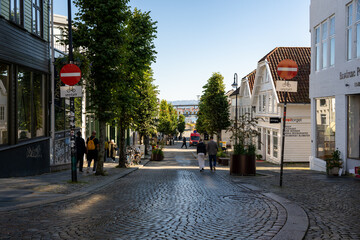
[
  {"left": 277, "top": 59, "right": 298, "bottom": 80},
  {"left": 60, "top": 64, "right": 81, "bottom": 86}
]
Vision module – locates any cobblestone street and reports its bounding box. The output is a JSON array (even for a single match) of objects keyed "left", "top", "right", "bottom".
[{"left": 0, "top": 145, "right": 290, "bottom": 240}]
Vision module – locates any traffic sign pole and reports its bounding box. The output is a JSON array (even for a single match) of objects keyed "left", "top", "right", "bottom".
[
  {"left": 68, "top": 0, "right": 77, "bottom": 182},
  {"left": 280, "top": 91, "right": 287, "bottom": 187},
  {"left": 276, "top": 59, "right": 298, "bottom": 187}
]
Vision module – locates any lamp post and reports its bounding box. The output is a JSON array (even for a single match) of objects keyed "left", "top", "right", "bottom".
[{"left": 232, "top": 73, "right": 238, "bottom": 145}]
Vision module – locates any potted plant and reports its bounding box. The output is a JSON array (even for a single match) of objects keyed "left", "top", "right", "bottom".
[
  {"left": 151, "top": 145, "right": 164, "bottom": 161},
  {"left": 228, "top": 113, "right": 259, "bottom": 175},
  {"left": 325, "top": 149, "right": 343, "bottom": 176}
]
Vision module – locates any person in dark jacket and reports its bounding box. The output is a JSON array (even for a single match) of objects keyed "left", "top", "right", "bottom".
[
  {"left": 75, "top": 131, "right": 86, "bottom": 172},
  {"left": 197, "top": 139, "right": 206, "bottom": 172},
  {"left": 181, "top": 136, "right": 187, "bottom": 149}
]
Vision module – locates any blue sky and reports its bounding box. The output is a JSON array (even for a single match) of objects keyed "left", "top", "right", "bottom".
[{"left": 53, "top": 0, "right": 311, "bottom": 101}]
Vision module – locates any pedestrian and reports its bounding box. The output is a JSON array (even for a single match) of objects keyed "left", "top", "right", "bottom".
[
  {"left": 197, "top": 139, "right": 206, "bottom": 172},
  {"left": 104, "top": 138, "right": 109, "bottom": 162},
  {"left": 75, "top": 131, "right": 86, "bottom": 172},
  {"left": 109, "top": 139, "right": 116, "bottom": 162},
  {"left": 181, "top": 136, "right": 187, "bottom": 149},
  {"left": 86, "top": 130, "right": 99, "bottom": 173},
  {"left": 207, "top": 136, "right": 218, "bottom": 171}
]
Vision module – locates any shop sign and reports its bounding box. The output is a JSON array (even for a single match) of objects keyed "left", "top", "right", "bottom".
[
  {"left": 339, "top": 67, "right": 360, "bottom": 80},
  {"left": 270, "top": 117, "right": 281, "bottom": 123}
]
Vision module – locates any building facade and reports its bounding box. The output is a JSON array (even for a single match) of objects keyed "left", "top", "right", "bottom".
[
  {"left": 252, "top": 47, "right": 311, "bottom": 164},
  {"left": 310, "top": 0, "right": 360, "bottom": 173},
  {"left": 0, "top": 0, "right": 51, "bottom": 177}
]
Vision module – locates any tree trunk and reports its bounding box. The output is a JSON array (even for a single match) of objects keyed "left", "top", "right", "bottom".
[
  {"left": 118, "top": 123, "right": 127, "bottom": 168},
  {"left": 144, "top": 135, "right": 150, "bottom": 155},
  {"left": 95, "top": 120, "right": 106, "bottom": 175},
  {"left": 217, "top": 130, "right": 222, "bottom": 146}
]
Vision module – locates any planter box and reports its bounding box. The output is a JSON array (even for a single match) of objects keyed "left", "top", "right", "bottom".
[
  {"left": 327, "top": 167, "right": 339, "bottom": 176},
  {"left": 219, "top": 157, "right": 229, "bottom": 166},
  {"left": 230, "top": 154, "right": 256, "bottom": 176},
  {"left": 151, "top": 153, "right": 164, "bottom": 161}
]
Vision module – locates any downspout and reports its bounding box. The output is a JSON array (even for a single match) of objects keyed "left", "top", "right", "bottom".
[{"left": 50, "top": 0, "right": 55, "bottom": 166}]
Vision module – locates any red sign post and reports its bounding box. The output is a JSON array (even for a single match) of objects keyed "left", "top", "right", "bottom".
[
  {"left": 276, "top": 59, "right": 298, "bottom": 187},
  {"left": 60, "top": 64, "right": 81, "bottom": 86}
]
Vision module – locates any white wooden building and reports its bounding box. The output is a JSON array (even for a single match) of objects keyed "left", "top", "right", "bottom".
[
  {"left": 310, "top": 0, "right": 360, "bottom": 173},
  {"left": 239, "top": 47, "right": 312, "bottom": 164}
]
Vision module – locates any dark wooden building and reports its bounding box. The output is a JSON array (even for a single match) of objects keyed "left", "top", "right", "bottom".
[{"left": 0, "top": 0, "right": 50, "bottom": 177}]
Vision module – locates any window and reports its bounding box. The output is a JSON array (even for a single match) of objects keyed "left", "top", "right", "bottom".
[
  {"left": 322, "top": 21, "right": 328, "bottom": 69},
  {"left": 32, "top": 0, "right": 43, "bottom": 36},
  {"left": 262, "top": 94, "right": 266, "bottom": 112},
  {"left": 273, "top": 131, "right": 278, "bottom": 158},
  {"left": 348, "top": 95, "right": 360, "bottom": 159},
  {"left": 320, "top": 99, "right": 327, "bottom": 106},
  {"left": 316, "top": 97, "right": 335, "bottom": 159},
  {"left": 10, "top": 0, "right": 24, "bottom": 26},
  {"left": 315, "top": 26, "right": 320, "bottom": 71},
  {"left": 17, "top": 68, "right": 45, "bottom": 140},
  {"left": 348, "top": 3, "right": 353, "bottom": 60},
  {"left": 258, "top": 96, "right": 261, "bottom": 112},
  {"left": 330, "top": 17, "right": 335, "bottom": 66},
  {"left": 0, "top": 63, "right": 9, "bottom": 145},
  {"left": 268, "top": 93, "right": 272, "bottom": 113}
]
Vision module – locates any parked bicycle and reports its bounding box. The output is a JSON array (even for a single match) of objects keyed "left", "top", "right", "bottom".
[{"left": 125, "top": 146, "right": 142, "bottom": 166}]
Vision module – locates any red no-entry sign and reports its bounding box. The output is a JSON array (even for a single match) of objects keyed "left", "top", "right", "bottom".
[
  {"left": 277, "top": 59, "right": 298, "bottom": 80},
  {"left": 60, "top": 64, "right": 81, "bottom": 86}
]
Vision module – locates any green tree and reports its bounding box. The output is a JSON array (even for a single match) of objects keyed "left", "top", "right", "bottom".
[
  {"left": 72, "top": 0, "right": 130, "bottom": 174},
  {"left": 115, "top": 8, "right": 157, "bottom": 167},
  {"left": 158, "top": 100, "right": 177, "bottom": 139},
  {"left": 198, "top": 72, "right": 230, "bottom": 144},
  {"left": 133, "top": 69, "right": 159, "bottom": 154},
  {"left": 177, "top": 114, "right": 186, "bottom": 138}
]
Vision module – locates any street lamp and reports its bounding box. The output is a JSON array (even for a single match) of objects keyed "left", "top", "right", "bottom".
[{"left": 232, "top": 73, "right": 238, "bottom": 145}]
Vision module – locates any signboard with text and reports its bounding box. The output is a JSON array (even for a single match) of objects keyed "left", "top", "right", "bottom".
[{"left": 275, "top": 80, "right": 298, "bottom": 92}]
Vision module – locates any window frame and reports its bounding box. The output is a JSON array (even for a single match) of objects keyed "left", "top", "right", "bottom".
[
  {"left": 10, "top": 0, "right": 24, "bottom": 26},
  {"left": 347, "top": 3, "right": 354, "bottom": 61},
  {"left": 32, "top": 0, "right": 43, "bottom": 37}
]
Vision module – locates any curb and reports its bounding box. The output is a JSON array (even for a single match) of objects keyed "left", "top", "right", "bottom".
[
  {"left": 197, "top": 151, "right": 309, "bottom": 240},
  {"left": 0, "top": 160, "right": 150, "bottom": 212}
]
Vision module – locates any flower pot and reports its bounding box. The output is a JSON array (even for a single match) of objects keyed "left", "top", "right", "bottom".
[{"left": 328, "top": 167, "right": 339, "bottom": 176}]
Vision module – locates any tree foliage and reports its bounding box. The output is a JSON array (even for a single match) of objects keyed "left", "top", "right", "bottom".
[
  {"left": 158, "top": 100, "right": 178, "bottom": 137},
  {"left": 72, "top": 1, "right": 157, "bottom": 170},
  {"left": 177, "top": 114, "right": 186, "bottom": 137},
  {"left": 197, "top": 72, "right": 230, "bottom": 142}
]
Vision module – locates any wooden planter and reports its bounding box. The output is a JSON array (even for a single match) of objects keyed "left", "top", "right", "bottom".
[
  {"left": 327, "top": 167, "right": 339, "bottom": 176},
  {"left": 230, "top": 154, "right": 256, "bottom": 175},
  {"left": 219, "top": 157, "right": 230, "bottom": 166},
  {"left": 230, "top": 154, "right": 245, "bottom": 175},
  {"left": 151, "top": 153, "right": 164, "bottom": 161}
]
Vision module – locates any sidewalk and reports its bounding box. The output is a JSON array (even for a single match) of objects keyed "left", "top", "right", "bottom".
[
  {"left": 0, "top": 158, "right": 150, "bottom": 212},
  {"left": 191, "top": 151, "right": 360, "bottom": 239}
]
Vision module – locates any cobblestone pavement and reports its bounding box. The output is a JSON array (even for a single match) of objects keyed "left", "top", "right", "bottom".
[
  {"left": 218, "top": 162, "right": 360, "bottom": 240},
  {"left": 0, "top": 146, "right": 289, "bottom": 240}
]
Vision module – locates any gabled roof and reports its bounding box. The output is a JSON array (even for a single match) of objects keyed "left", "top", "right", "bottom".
[
  {"left": 230, "top": 69, "right": 256, "bottom": 97},
  {"left": 259, "top": 47, "right": 311, "bottom": 104},
  {"left": 247, "top": 69, "right": 256, "bottom": 94}
]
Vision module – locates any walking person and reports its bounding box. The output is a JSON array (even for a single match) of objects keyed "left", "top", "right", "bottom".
[
  {"left": 86, "top": 130, "right": 99, "bottom": 173},
  {"left": 197, "top": 139, "right": 206, "bottom": 172},
  {"left": 109, "top": 140, "right": 116, "bottom": 162},
  {"left": 207, "top": 136, "right": 218, "bottom": 171},
  {"left": 75, "top": 131, "right": 86, "bottom": 172},
  {"left": 104, "top": 138, "right": 109, "bottom": 162},
  {"left": 181, "top": 136, "right": 187, "bottom": 149}
]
